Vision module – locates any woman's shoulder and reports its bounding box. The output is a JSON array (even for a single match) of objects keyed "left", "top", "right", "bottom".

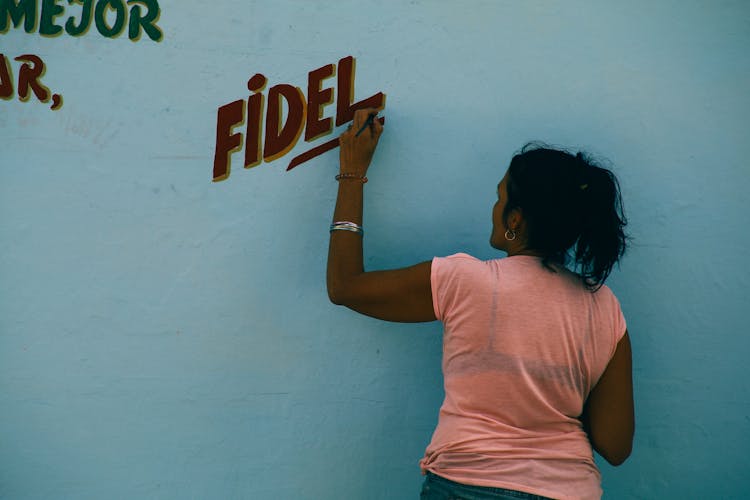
[
  {"left": 434, "top": 253, "right": 546, "bottom": 271},
  {"left": 436, "top": 252, "right": 482, "bottom": 262},
  {"left": 591, "top": 281, "right": 623, "bottom": 308},
  {"left": 432, "top": 253, "right": 493, "bottom": 284},
  {"left": 434, "top": 253, "right": 508, "bottom": 272},
  {"left": 436, "top": 252, "right": 521, "bottom": 264}
]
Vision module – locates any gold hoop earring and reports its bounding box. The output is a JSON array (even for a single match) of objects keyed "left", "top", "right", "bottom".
[{"left": 504, "top": 229, "right": 516, "bottom": 241}]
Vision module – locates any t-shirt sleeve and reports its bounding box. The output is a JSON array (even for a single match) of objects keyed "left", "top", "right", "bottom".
[
  {"left": 430, "top": 257, "right": 446, "bottom": 321},
  {"left": 431, "top": 253, "right": 480, "bottom": 322},
  {"left": 615, "top": 302, "right": 627, "bottom": 342},
  {"left": 604, "top": 286, "right": 628, "bottom": 358}
]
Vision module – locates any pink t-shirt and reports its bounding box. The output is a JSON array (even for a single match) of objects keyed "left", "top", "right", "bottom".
[{"left": 420, "top": 254, "right": 627, "bottom": 500}]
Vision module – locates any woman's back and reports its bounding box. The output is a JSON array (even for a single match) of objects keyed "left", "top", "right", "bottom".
[
  {"left": 326, "top": 114, "right": 633, "bottom": 498},
  {"left": 421, "top": 253, "right": 627, "bottom": 500}
]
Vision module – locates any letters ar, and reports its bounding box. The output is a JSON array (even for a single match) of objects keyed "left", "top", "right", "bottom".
[
  {"left": 1, "top": 53, "right": 63, "bottom": 110},
  {"left": 0, "top": 0, "right": 163, "bottom": 41},
  {"left": 213, "top": 56, "right": 385, "bottom": 182}
]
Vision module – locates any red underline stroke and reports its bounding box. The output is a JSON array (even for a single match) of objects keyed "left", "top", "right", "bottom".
[{"left": 286, "top": 117, "right": 386, "bottom": 172}]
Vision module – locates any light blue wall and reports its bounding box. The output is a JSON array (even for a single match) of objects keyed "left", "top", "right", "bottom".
[{"left": 2, "top": 1, "right": 748, "bottom": 498}]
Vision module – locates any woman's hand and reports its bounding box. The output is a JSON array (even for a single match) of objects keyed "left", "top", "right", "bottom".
[{"left": 339, "top": 108, "right": 384, "bottom": 176}]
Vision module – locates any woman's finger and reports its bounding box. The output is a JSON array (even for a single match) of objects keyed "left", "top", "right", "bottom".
[
  {"left": 353, "top": 108, "right": 378, "bottom": 129},
  {"left": 373, "top": 116, "right": 384, "bottom": 135}
]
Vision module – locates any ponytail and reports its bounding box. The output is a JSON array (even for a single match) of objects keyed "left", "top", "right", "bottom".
[
  {"left": 504, "top": 143, "right": 628, "bottom": 290},
  {"left": 573, "top": 152, "right": 628, "bottom": 290}
]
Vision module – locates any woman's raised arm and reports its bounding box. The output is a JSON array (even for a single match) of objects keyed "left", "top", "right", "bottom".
[{"left": 326, "top": 109, "right": 436, "bottom": 323}]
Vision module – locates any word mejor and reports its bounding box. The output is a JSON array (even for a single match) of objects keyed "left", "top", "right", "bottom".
[
  {"left": 213, "top": 55, "right": 385, "bottom": 182},
  {"left": 1, "top": 0, "right": 162, "bottom": 41}
]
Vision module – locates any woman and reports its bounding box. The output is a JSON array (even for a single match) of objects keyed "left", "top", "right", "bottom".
[{"left": 328, "top": 109, "right": 634, "bottom": 500}]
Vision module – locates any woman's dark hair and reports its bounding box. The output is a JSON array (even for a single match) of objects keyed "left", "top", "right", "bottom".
[{"left": 503, "top": 142, "right": 628, "bottom": 290}]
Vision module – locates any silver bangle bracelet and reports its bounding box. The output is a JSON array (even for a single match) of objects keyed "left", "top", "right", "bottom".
[
  {"left": 330, "top": 226, "right": 363, "bottom": 234},
  {"left": 330, "top": 221, "right": 363, "bottom": 235}
]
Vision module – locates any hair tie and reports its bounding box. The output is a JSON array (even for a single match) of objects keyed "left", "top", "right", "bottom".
[{"left": 575, "top": 152, "right": 590, "bottom": 192}]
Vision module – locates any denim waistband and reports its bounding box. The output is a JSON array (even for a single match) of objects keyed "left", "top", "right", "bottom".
[{"left": 424, "top": 471, "right": 555, "bottom": 500}]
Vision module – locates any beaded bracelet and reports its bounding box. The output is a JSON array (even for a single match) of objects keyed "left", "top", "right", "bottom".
[
  {"left": 336, "top": 173, "right": 368, "bottom": 183},
  {"left": 330, "top": 221, "right": 364, "bottom": 235}
]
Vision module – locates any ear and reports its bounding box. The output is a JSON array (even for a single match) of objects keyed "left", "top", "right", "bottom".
[{"left": 507, "top": 208, "right": 524, "bottom": 231}]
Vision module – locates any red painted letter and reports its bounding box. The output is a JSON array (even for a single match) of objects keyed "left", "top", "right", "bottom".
[
  {"left": 244, "top": 73, "right": 266, "bottom": 169},
  {"left": 0, "top": 54, "right": 13, "bottom": 99},
  {"left": 263, "top": 84, "right": 306, "bottom": 162},
  {"left": 305, "top": 63, "right": 335, "bottom": 142},
  {"left": 15, "top": 54, "right": 50, "bottom": 102},
  {"left": 335, "top": 56, "right": 384, "bottom": 126},
  {"left": 213, "top": 99, "right": 245, "bottom": 182}
]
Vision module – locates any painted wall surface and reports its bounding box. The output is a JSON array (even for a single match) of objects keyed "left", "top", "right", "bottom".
[{"left": 2, "top": 1, "right": 748, "bottom": 498}]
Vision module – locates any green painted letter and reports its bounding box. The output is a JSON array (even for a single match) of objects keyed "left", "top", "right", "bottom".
[
  {"left": 0, "top": 0, "right": 37, "bottom": 33},
  {"left": 40, "top": 0, "right": 65, "bottom": 36},
  {"left": 94, "top": 0, "right": 125, "bottom": 38},
  {"left": 126, "top": 0, "right": 161, "bottom": 41},
  {"left": 65, "top": 0, "right": 93, "bottom": 36}
]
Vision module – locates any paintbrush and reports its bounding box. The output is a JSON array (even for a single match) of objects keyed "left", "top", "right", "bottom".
[{"left": 355, "top": 112, "right": 377, "bottom": 137}]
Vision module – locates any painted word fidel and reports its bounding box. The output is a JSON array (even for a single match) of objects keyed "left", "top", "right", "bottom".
[
  {"left": 0, "top": 0, "right": 163, "bottom": 41},
  {"left": 213, "top": 56, "right": 385, "bottom": 182}
]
